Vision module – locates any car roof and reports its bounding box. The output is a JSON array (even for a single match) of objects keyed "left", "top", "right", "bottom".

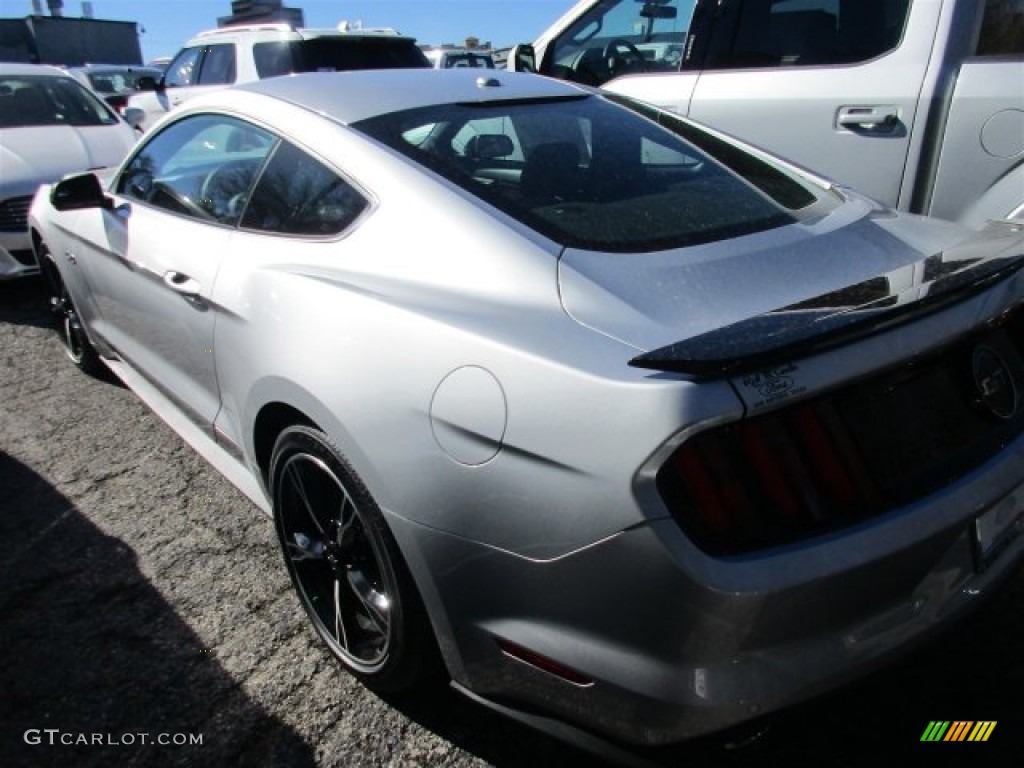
[
  {"left": 231, "top": 69, "right": 594, "bottom": 125},
  {"left": 68, "top": 64, "right": 162, "bottom": 73},
  {"left": 184, "top": 23, "right": 414, "bottom": 46},
  {"left": 0, "top": 62, "right": 74, "bottom": 78}
]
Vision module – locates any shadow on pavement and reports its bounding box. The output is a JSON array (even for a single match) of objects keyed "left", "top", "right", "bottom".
[
  {"left": 0, "top": 451, "right": 316, "bottom": 767},
  {"left": 0, "top": 275, "right": 52, "bottom": 329}
]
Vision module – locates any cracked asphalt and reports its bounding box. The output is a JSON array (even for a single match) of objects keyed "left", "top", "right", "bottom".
[{"left": 2, "top": 276, "right": 1022, "bottom": 768}]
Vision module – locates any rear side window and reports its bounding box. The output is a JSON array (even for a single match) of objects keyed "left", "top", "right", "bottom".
[
  {"left": 253, "top": 41, "right": 296, "bottom": 78},
  {"left": 253, "top": 37, "right": 430, "bottom": 78},
  {"left": 705, "top": 0, "right": 911, "bottom": 69},
  {"left": 242, "top": 141, "right": 368, "bottom": 236},
  {"left": 197, "top": 44, "right": 236, "bottom": 85},
  {"left": 976, "top": 0, "right": 1024, "bottom": 55}
]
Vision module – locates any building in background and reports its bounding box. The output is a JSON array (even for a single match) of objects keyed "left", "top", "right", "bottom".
[
  {"left": 0, "top": 1, "right": 141, "bottom": 66},
  {"left": 218, "top": 1, "right": 304, "bottom": 28}
]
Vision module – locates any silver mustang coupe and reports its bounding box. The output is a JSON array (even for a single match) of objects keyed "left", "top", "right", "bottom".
[{"left": 28, "top": 69, "right": 1024, "bottom": 749}]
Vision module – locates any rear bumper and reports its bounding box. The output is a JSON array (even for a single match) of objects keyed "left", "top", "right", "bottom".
[{"left": 386, "top": 440, "right": 1024, "bottom": 746}]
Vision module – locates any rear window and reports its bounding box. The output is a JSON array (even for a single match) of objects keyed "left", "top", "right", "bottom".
[
  {"left": 254, "top": 37, "right": 430, "bottom": 78},
  {"left": 440, "top": 53, "right": 495, "bottom": 69},
  {"left": 0, "top": 74, "right": 118, "bottom": 128},
  {"left": 353, "top": 94, "right": 833, "bottom": 253}
]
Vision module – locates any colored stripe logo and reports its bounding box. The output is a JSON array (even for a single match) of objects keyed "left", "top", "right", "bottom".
[{"left": 921, "top": 721, "right": 997, "bottom": 742}]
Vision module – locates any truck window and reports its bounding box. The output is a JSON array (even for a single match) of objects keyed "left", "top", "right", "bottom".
[
  {"left": 546, "top": 0, "right": 697, "bottom": 86},
  {"left": 976, "top": 0, "right": 1024, "bottom": 55},
  {"left": 704, "top": 0, "right": 911, "bottom": 69},
  {"left": 197, "top": 44, "right": 236, "bottom": 85},
  {"left": 163, "top": 47, "right": 202, "bottom": 87}
]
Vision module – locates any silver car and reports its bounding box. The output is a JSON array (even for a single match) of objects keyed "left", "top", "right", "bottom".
[{"left": 27, "top": 69, "right": 1024, "bottom": 750}]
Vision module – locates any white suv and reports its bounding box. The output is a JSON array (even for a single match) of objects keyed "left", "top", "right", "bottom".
[{"left": 125, "top": 23, "right": 430, "bottom": 132}]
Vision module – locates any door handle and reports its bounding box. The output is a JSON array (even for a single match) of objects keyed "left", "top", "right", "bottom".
[
  {"left": 836, "top": 106, "right": 899, "bottom": 131},
  {"left": 163, "top": 270, "right": 202, "bottom": 297}
]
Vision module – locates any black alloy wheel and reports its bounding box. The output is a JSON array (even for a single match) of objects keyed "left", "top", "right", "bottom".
[
  {"left": 270, "top": 425, "right": 435, "bottom": 691},
  {"left": 40, "top": 245, "right": 103, "bottom": 376}
]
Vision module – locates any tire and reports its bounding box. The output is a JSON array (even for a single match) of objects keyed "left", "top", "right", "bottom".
[
  {"left": 39, "top": 245, "right": 104, "bottom": 376},
  {"left": 269, "top": 425, "right": 437, "bottom": 692}
]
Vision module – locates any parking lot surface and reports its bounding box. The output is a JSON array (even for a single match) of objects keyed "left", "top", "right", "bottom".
[{"left": 2, "top": 277, "right": 1021, "bottom": 767}]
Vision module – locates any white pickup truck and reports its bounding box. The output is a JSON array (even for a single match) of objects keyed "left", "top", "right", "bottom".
[{"left": 512, "top": 0, "right": 1023, "bottom": 229}]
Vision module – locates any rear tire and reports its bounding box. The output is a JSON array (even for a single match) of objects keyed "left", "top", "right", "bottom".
[{"left": 270, "top": 425, "right": 437, "bottom": 692}]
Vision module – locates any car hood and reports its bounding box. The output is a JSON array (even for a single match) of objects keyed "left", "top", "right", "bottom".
[
  {"left": 558, "top": 198, "right": 1024, "bottom": 372},
  {"left": 0, "top": 124, "right": 135, "bottom": 195}
]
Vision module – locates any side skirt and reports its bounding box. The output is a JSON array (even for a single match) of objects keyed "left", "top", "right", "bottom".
[{"left": 103, "top": 357, "right": 271, "bottom": 516}]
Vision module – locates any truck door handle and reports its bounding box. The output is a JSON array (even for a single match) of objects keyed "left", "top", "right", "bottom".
[
  {"left": 163, "top": 271, "right": 202, "bottom": 297},
  {"left": 836, "top": 106, "right": 899, "bottom": 131}
]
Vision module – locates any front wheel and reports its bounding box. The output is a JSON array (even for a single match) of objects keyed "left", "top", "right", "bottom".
[
  {"left": 39, "top": 245, "right": 104, "bottom": 376},
  {"left": 270, "top": 425, "right": 437, "bottom": 692}
]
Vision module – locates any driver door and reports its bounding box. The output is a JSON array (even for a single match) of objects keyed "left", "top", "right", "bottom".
[{"left": 72, "top": 114, "right": 276, "bottom": 426}]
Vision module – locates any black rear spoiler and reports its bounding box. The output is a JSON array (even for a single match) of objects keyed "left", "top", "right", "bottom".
[{"left": 629, "top": 249, "right": 1024, "bottom": 378}]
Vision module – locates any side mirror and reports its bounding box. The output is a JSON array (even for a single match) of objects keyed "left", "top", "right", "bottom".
[
  {"left": 51, "top": 173, "right": 110, "bottom": 211},
  {"left": 123, "top": 107, "right": 146, "bottom": 129},
  {"left": 508, "top": 43, "right": 536, "bottom": 73}
]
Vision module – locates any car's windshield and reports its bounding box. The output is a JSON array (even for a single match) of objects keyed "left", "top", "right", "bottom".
[
  {"left": 253, "top": 37, "right": 430, "bottom": 78},
  {"left": 354, "top": 93, "right": 835, "bottom": 252},
  {"left": 0, "top": 74, "right": 119, "bottom": 128}
]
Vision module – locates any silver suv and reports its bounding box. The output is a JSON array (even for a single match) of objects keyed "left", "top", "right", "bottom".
[{"left": 126, "top": 23, "right": 430, "bottom": 132}]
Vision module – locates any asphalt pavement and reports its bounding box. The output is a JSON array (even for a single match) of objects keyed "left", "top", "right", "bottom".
[{"left": 2, "top": 276, "right": 1022, "bottom": 768}]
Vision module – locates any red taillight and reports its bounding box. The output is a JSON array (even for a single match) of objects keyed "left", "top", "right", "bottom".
[
  {"left": 658, "top": 400, "right": 877, "bottom": 555},
  {"left": 660, "top": 313, "right": 1024, "bottom": 555}
]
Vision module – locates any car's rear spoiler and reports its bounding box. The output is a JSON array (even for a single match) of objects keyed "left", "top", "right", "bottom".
[{"left": 629, "top": 248, "right": 1024, "bottom": 378}]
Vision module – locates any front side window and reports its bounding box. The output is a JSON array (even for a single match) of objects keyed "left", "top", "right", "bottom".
[
  {"left": 705, "top": 0, "right": 911, "bottom": 69},
  {"left": 0, "top": 75, "right": 118, "bottom": 128},
  {"left": 117, "top": 114, "right": 276, "bottom": 225},
  {"left": 977, "top": 0, "right": 1024, "bottom": 55},
  {"left": 355, "top": 94, "right": 833, "bottom": 253},
  {"left": 548, "top": 0, "right": 697, "bottom": 86},
  {"left": 163, "top": 47, "right": 202, "bottom": 87},
  {"left": 242, "top": 141, "right": 368, "bottom": 236}
]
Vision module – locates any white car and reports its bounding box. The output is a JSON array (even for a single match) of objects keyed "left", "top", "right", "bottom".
[
  {"left": 124, "top": 22, "right": 430, "bottom": 132},
  {"left": 0, "top": 62, "right": 136, "bottom": 280},
  {"left": 65, "top": 63, "right": 165, "bottom": 113}
]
